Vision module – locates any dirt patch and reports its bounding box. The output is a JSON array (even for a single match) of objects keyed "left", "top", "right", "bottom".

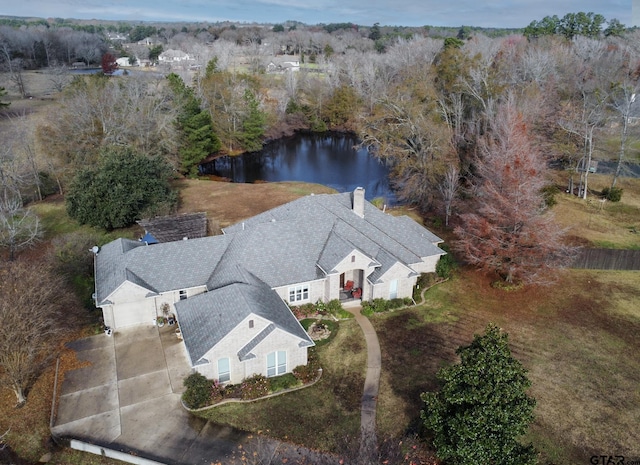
[{"left": 175, "top": 178, "right": 336, "bottom": 229}]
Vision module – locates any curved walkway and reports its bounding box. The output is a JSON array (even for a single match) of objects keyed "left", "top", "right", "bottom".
[{"left": 347, "top": 305, "right": 382, "bottom": 463}]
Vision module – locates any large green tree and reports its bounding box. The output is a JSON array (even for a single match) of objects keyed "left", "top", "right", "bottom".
[
  {"left": 421, "top": 324, "right": 537, "bottom": 465},
  {"left": 167, "top": 73, "right": 221, "bottom": 176},
  {"left": 66, "top": 148, "right": 177, "bottom": 230},
  {"left": 240, "top": 89, "right": 266, "bottom": 152}
]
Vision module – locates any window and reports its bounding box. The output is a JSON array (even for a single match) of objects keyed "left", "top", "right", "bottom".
[
  {"left": 179, "top": 290, "right": 187, "bottom": 300},
  {"left": 288, "top": 284, "right": 309, "bottom": 303},
  {"left": 351, "top": 255, "right": 356, "bottom": 262},
  {"left": 249, "top": 319, "right": 254, "bottom": 329},
  {"left": 389, "top": 279, "right": 398, "bottom": 299},
  {"left": 266, "top": 351, "right": 287, "bottom": 377},
  {"left": 218, "top": 358, "right": 230, "bottom": 383}
]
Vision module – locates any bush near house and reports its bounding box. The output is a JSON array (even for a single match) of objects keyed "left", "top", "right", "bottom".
[
  {"left": 182, "top": 349, "right": 321, "bottom": 409},
  {"left": 290, "top": 299, "right": 352, "bottom": 320},
  {"left": 361, "top": 297, "right": 413, "bottom": 316},
  {"left": 182, "top": 372, "right": 211, "bottom": 409}
]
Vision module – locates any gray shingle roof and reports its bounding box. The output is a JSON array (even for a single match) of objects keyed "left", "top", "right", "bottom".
[
  {"left": 95, "top": 236, "right": 230, "bottom": 304},
  {"left": 96, "top": 191, "right": 444, "bottom": 304},
  {"left": 175, "top": 277, "right": 314, "bottom": 366},
  {"left": 96, "top": 190, "right": 444, "bottom": 366}
]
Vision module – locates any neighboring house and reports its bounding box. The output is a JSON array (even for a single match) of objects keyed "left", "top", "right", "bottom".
[
  {"left": 159, "top": 49, "right": 191, "bottom": 63},
  {"left": 116, "top": 57, "right": 138, "bottom": 67},
  {"left": 106, "top": 32, "right": 128, "bottom": 42},
  {"left": 266, "top": 57, "right": 300, "bottom": 73},
  {"left": 93, "top": 188, "right": 445, "bottom": 383},
  {"left": 137, "top": 37, "right": 159, "bottom": 46}
]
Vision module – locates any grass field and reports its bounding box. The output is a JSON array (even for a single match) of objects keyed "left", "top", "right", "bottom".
[
  {"left": 196, "top": 318, "right": 366, "bottom": 452},
  {"left": 372, "top": 268, "right": 640, "bottom": 464}
]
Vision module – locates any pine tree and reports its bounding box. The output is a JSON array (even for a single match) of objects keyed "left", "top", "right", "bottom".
[
  {"left": 167, "top": 73, "right": 221, "bottom": 176},
  {"left": 240, "top": 89, "right": 266, "bottom": 153}
]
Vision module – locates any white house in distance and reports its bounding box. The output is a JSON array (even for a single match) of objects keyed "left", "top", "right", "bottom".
[
  {"left": 158, "top": 49, "right": 191, "bottom": 63},
  {"left": 93, "top": 188, "right": 445, "bottom": 383}
]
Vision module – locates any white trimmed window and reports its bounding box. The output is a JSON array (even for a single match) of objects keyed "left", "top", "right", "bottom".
[
  {"left": 179, "top": 289, "right": 187, "bottom": 300},
  {"left": 218, "top": 357, "right": 230, "bottom": 383},
  {"left": 288, "top": 284, "right": 309, "bottom": 303},
  {"left": 266, "top": 351, "right": 286, "bottom": 377}
]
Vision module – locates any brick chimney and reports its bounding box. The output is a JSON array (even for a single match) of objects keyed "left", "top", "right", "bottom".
[{"left": 353, "top": 187, "right": 365, "bottom": 218}]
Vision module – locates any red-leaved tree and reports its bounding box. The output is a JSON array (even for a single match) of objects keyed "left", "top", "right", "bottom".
[
  {"left": 454, "top": 100, "right": 574, "bottom": 285},
  {"left": 101, "top": 52, "right": 118, "bottom": 75}
]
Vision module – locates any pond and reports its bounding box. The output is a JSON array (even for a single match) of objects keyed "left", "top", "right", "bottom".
[{"left": 199, "top": 132, "right": 396, "bottom": 203}]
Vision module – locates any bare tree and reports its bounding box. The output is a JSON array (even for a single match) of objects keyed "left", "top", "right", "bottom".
[
  {"left": 557, "top": 37, "right": 609, "bottom": 199},
  {"left": 0, "top": 260, "right": 79, "bottom": 405},
  {"left": 361, "top": 96, "right": 455, "bottom": 208},
  {"left": 439, "top": 165, "right": 460, "bottom": 227},
  {"left": 0, "top": 193, "right": 41, "bottom": 261},
  {"left": 46, "top": 62, "right": 72, "bottom": 93},
  {"left": 606, "top": 43, "right": 640, "bottom": 189},
  {"left": 38, "top": 73, "right": 179, "bottom": 173}
]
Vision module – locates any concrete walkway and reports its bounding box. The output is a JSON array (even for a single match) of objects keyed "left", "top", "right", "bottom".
[{"left": 346, "top": 305, "right": 382, "bottom": 462}]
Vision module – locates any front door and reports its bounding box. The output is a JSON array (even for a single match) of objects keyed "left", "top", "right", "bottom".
[{"left": 340, "top": 273, "right": 345, "bottom": 289}]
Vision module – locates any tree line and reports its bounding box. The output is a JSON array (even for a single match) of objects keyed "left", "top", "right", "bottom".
[{"left": 1, "top": 11, "right": 636, "bottom": 279}]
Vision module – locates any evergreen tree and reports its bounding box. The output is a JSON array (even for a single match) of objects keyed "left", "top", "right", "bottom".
[
  {"left": 240, "top": 89, "right": 266, "bottom": 153},
  {"left": 66, "top": 148, "right": 177, "bottom": 230},
  {"left": 421, "top": 324, "right": 537, "bottom": 465},
  {"left": 167, "top": 73, "right": 221, "bottom": 176}
]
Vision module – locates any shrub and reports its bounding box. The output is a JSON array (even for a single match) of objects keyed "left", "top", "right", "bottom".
[
  {"left": 269, "top": 373, "right": 299, "bottom": 392},
  {"left": 292, "top": 299, "right": 353, "bottom": 320},
  {"left": 240, "top": 374, "right": 270, "bottom": 400},
  {"left": 602, "top": 186, "right": 623, "bottom": 202},
  {"left": 66, "top": 148, "right": 177, "bottom": 230},
  {"left": 436, "top": 252, "right": 456, "bottom": 279},
  {"left": 414, "top": 272, "right": 436, "bottom": 300},
  {"left": 182, "top": 373, "right": 212, "bottom": 409},
  {"left": 291, "top": 302, "right": 316, "bottom": 319},
  {"left": 293, "top": 348, "right": 321, "bottom": 384},
  {"left": 326, "top": 299, "right": 353, "bottom": 319},
  {"left": 540, "top": 184, "right": 559, "bottom": 208},
  {"left": 210, "top": 380, "right": 226, "bottom": 403}
]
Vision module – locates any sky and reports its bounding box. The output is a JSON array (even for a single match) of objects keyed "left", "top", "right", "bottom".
[{"left": 1, "top": 0, "right": 633, "bottom": 29}]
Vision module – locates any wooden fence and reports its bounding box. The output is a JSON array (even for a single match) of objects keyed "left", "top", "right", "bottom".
[{"left": 571, "top": 249, "right": 640, "bottom": 270}]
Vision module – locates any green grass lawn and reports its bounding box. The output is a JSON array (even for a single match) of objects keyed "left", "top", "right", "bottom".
[
  {"left": 372, "top": 268, "right": 640, "bottom": 465},
  {"left": 194, "top": 318, "right": 366, "bottom": 452}
]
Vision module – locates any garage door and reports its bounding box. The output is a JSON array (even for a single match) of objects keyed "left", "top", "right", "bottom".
[{"left": 113, "top": 301, "right": 154, "bottom": 328}]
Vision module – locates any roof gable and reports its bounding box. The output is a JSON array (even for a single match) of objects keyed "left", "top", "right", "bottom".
[{"left": 176, "top": 276, "right": 314, "bottom": 365}]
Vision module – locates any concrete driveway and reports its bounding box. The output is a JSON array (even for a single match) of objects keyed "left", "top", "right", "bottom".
[{"left": 51, "top": 324, "right": 252, "bottom": 464}]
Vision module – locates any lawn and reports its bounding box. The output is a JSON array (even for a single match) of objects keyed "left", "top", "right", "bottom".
[
  {"left": 371, "top": 268, "right": 640, "bottom": 464},
  {"left": 195, "top": 318, "right": 366, "bottom": 453},
  {"left": 551, "top": 173, "right": 640, "bottom": 249}
]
